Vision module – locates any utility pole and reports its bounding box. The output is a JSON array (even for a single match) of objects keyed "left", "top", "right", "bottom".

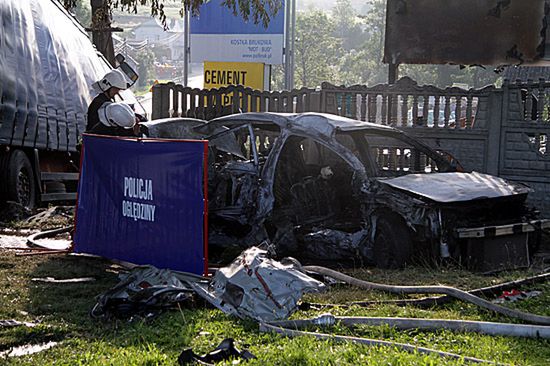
[
  {"left": 388, "top": 63, "right": 399, "bottom": 84},
  {"left": 284, "top": 0, "right": 295, "bottom": 90},
  {"left": 183, "top": 7, "right": 190, "bottom": 87},
  {"left": 290, "top": 0, "right": 296, "bottom": 90}
]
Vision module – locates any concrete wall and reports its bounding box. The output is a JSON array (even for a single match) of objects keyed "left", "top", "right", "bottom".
[
  {"left": 406, "top": 129, "right": 489, "bottom": 173},
  {"left": 497, "top": 85, "right": 550, "bottom": 215},
  {"left": 402, "top": 84, "right": 550, "bottom": 216}
]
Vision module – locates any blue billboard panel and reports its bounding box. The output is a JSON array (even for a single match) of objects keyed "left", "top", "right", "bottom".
[
  {"left": 190, "top": 0, "right": 285, "bottom": 64},
  {"left": 74, "top": 135, "right": 208, "bottom": 275},
  {"left": 190, "top": 0, "right": 284, "bottom": 35}
]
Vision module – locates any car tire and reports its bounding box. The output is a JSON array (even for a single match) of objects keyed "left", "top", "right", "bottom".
[
  {"left": 373, "top": 212, "right": 413, "bottom": 269},
  {"left": 6, "top": 150, "right": 36, "bottom": 209}
]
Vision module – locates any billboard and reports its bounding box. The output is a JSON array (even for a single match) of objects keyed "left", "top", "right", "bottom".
[
  {"left": 190, "top": 0, "right": 285, "bottom": 64},
  {"left": 74, "top": 135, "right": 208, "bottom": 275},
  {"left": 384, "top": 0, "right": 547, "bottom": 66}
]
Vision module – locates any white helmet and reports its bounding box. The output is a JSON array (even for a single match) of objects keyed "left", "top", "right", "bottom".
[
  {"left": 92, "top": 69, "right": 129, "bottom": 93},
  {"left": 98, "top": 102, "right": 135, "bottom": 128}
]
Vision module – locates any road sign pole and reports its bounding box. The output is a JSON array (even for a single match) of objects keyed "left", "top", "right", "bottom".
[
  {"left": 284, "top": 0, "right": 292, "bottom": 90},
  {"left": 290, "top": 0, "right": 296, "bottom": 90},
  {"left": 184, "top": 7, "right": 189, "bottom": 87}
]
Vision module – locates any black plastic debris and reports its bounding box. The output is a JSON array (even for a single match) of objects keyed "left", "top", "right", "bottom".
[{"left": 177, "top": 338, "right": 256, "bottom": 366}]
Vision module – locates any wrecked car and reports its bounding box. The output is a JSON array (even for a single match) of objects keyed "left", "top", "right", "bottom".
[{"left": 142, "top": 113, "right": 550, "bottom": 270}]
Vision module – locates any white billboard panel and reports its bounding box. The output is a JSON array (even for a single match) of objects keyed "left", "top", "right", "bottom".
[{"left": 191, "top": 34, "right": 283, "bottom": 64}]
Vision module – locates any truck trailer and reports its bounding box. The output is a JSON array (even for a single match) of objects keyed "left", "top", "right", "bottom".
[{"left": 0, "top": 0, "right": 142, "bottom": 208}]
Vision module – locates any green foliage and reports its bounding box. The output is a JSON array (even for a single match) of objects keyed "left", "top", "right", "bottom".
[
  {"left": 331, "top": 0, "right": 363, "bottom": 51},
  {"left": 294, "top": 11, "right": 343, "bottom": 88},
  {"left": 1, "top": 251, "right": 550, "bottom": 365},
  {"left": 135, "top": 49, "right": 156, "bottom": 87},
  {"left": 63, "top": 0, "right": 283, "bottom": 28}
]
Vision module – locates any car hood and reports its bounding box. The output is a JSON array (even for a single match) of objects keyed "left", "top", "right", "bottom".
[{"left": 378, "top": 172, "right": 532, "bottom": 203}]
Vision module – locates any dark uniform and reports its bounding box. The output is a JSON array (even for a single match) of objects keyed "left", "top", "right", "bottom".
[{"left": 86, "top": 93, "right": 136, "bottom": 136}]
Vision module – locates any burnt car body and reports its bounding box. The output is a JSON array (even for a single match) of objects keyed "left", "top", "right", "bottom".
[{"left": 143, "top": 113, "right": 549, "bottom": 270}]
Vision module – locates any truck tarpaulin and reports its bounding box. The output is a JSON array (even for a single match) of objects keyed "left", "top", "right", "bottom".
[
  {"left": 74, "top": 135, "right": 208, "bottom": 275},
  {"left": 384, "top": 0, "right": 547, "bottom": 66},
  {"left": 0, "top": 0, "right": 141, "bottom": 152}
]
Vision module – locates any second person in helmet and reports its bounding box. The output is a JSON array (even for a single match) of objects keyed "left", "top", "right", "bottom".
[{"left": 86, "top": 69, "right": 141, "bottom": 136}]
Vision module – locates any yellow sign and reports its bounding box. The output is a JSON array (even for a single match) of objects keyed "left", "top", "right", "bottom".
[{"left": 203, "top": 61, "right": 264, "bottom": 90}]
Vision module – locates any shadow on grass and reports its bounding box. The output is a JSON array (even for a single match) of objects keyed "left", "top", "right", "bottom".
[
  {"left": 27, "top": 255, "right": 119, "bottom": 323},
  {"left": 19, "top": 254, "right": 212, "bottom": 355}
]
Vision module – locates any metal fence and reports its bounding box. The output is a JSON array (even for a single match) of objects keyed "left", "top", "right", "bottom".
[
  {"left": 152, "top": 77, "right": 495, "bottom": 131},
  {"left": 152, "top": 82, "right": 318, "bottom": 120}
]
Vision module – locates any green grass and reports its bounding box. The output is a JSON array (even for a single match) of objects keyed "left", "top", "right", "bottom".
[{"left": 1, "top": 251, "right": 549, "bottom": 365}]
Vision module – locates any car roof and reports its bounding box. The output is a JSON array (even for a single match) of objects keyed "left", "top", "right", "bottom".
[{"left": 207, "top": 112, "right": 397, "bottom": 137}]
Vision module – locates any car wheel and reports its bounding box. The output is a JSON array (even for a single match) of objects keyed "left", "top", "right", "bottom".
[
  {"left": 7, "top": 150, "right": 36, "bottom": 209},
  {"left": 373, "top": 212, "right": 413, "bottom": 269}
]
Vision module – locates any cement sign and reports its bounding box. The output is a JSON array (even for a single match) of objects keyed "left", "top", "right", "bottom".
[{"left": 204, "top": 61, "right": 265, "bottom": 90}]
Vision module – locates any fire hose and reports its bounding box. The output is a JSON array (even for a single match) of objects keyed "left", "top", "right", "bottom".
[{"left": 303, "top": 265, "right": 550, "bottom": 325}]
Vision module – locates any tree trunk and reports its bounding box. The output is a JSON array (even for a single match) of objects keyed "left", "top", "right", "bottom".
[{"left": 91, "top": 0, "right": 115, "bottom": 66}]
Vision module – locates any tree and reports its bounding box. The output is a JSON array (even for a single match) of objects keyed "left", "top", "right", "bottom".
[
  {"left": 135, "top": 49, "right": 156, "bottom": 87},
  {"left": 331, "top": 0, "right": 363, "bottom": 51},
  {"left": 62, "top": 0, "right": 283, "bottom": 27},
  {"left": 294, "top": 11, "right": 343, "bottom": 88},
  {"left": 356, "top": 0, "right": 387, "bottom": 85}
]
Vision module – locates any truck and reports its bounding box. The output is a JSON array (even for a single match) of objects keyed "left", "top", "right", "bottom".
[{"left": 0, "top": 0, "right": 142, "bottom": 208}]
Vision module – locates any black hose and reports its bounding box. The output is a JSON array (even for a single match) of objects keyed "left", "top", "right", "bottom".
[{"left": 303, "top": 265, "right": 550, "bottom": 325}]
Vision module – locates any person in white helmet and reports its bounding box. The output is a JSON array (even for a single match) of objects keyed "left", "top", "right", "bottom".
[
  {"left": 97, "top": 102, "right": 136, "bottom": 129},
  {"left": 86, "top": 69, "right": 139, "bottom": 136}
]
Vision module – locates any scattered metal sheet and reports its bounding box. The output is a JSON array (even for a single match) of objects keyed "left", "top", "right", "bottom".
[
  {"left": 91, "top": 265, "right": 206, "bottom": 320},
  {"left": 493, "top": 290, "right": 542, "bottom": 304},
  {"left": 191, "top": 247, "right": 326, "bottom": 322},
  {"left": 384, "top": 0, "right": 547, "bottom": 66},
  {"left": 0, "top": 320, "right": 37, "bottom": 328},
  {"left": 31, "top": 277, "right": 96, "bottom": 284},
  {"left": 379, "top": 172, "right": 531, "bottom": 203}
]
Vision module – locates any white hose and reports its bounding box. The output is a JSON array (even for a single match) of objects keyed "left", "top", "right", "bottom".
[
  {"left": 259, "top": 322, "right": 503, "bottom": 365},
  {"left": 26, "top": 226, "right": 72, "bottom": 249},
  {"left": 304, "top": 265, "right": 550, "bottom": 325},
  {"left": 269, "top": 315, "right": 550, "bottom": 339}
]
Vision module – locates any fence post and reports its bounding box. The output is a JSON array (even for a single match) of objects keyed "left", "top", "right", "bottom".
[
  {"left": 485, "top": 88, "right": 504, "bottom": 175},
  {"left": 309, "top": 91, "right": 322, "bottom": 112},
  {"left": 151, "top": 84, "right": 171, "bottom": 120}
]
